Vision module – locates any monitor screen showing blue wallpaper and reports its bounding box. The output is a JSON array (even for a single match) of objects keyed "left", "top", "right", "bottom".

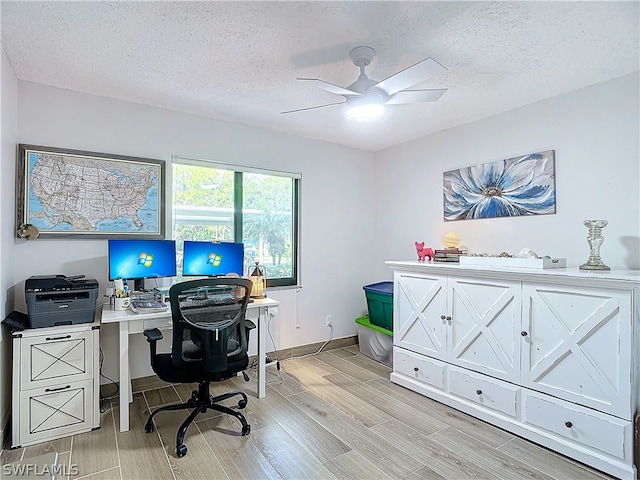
[
  {"left": 182, "top": 241, "right": 244, "bottom": 277},
  {"left": 108, "top": 239, "right": 177, "bottom": 280}
]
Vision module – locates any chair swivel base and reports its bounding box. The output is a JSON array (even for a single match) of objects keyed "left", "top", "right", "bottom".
[{"left": 144, "top": 381, "right": 250, "bottom": 458}]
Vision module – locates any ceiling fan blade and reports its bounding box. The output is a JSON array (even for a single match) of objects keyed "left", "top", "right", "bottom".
[
  {"left": 297, "top": 78, "right": 362, "bottom": 97},
  {"left": 374, "top": 58, "right": 447, "bottom": 96},
  {"left": 385, "top": 89, "right": 448, "bottom": 105},
  {"left": 280, "top": 101, "right": 346, "bottom": 115}
]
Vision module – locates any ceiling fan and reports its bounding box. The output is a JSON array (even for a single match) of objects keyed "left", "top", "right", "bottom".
[{"left": 282, "top": 46, "right": 448, "bottom": 120}]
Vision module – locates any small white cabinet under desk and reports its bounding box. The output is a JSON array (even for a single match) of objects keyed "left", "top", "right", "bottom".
[
  {"left": 387, "top": 261, "right": 640, "bottom": 480},
  {"left": 11, "top": 321, "right": 101, "bottom": 448}
]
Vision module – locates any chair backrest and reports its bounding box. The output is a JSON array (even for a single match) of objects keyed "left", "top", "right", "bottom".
[{"left": 168, "top": 277, "right": 253, "bottom": 375}]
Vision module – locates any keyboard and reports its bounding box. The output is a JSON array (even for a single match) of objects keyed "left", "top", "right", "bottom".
[
  {"left": 180, "top": 294, "right": 235, "bottom": 309},
  {"left": 129, "top": 300, "right": 168, "bottom": 314}
]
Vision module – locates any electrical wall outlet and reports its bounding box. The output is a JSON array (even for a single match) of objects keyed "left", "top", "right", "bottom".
[{"left": 325, "top": 315, "right": 332, "bottom": 327}]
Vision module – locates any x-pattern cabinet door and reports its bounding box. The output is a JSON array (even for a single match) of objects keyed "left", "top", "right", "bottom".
[
  {"left": 521, "top": 283, "right": 632, "bottom": 419},
  {"left": 447, "top": 277, "right": 521, "bottom": 383},
  {"left": 395, "top": 272, "right": 447, "bottom": 360}
]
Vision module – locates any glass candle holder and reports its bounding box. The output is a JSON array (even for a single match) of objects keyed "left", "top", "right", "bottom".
[{"left": 579, "top": 220, "right": 610, "bottom": 270}]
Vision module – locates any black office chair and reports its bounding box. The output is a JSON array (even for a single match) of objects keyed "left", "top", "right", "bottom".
[{"left": 143, "top": 278, "right": 254, "bottom": 458}]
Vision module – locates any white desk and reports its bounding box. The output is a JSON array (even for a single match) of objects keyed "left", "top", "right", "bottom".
[{"left": 101, "top": 297, "right": 279, "bottom": 432}]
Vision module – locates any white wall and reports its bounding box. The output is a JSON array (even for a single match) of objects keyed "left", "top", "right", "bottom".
[
  {"left": 1, "top": 47, "right": 18, "bottom": 441},
  {"left": 372, "top": 73, "right": 640, "bottom": 279},
  {"left": 14, "top": 82, "right": 376, "bottom": 381},
  {"left": 8, "top": 73, "right": 640, "bottom": 385}
]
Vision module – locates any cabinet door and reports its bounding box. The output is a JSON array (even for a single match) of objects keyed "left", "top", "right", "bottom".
[
  {"left": 394, "top": 272, "right": 447, "bottom": 360},
  {"left": 447, "top": 277, "right": 521, "bottom": 383},
  {"left": 522, "top": 284, "right": 632, "bottom": 419}
]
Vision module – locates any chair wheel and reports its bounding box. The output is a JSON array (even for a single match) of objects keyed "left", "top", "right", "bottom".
[
  {"left": 177, "top": 444, "right": 188, "bottom": 457},
  {"left": 242, "top": 424, "right": 250, "bottom": 436},
  {"left": 238, "top": 399, "right": 247, "bottom": 409},
  {"left": 145, "top": 422, "right": 154, "bottom": 433}
]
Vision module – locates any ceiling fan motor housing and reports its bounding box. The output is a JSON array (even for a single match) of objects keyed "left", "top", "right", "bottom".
[{"left": 349, "top": 46, "right": 375, "bottom": 67}]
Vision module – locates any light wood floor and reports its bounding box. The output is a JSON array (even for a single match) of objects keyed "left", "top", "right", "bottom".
[{"left": 2, "top": 346, "right": 616, "bottom": 480}]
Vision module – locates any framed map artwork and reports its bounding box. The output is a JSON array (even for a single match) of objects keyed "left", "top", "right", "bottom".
[{"left": 16, "top": 144, "right": 165, "bottom": 238}]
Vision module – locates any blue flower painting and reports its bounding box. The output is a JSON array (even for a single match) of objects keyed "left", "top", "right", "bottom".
[{"left": 443, "top": 150, "right": 556, "bottom": 221}]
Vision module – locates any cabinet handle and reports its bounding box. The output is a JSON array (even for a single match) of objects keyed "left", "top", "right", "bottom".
[
  {"left": 45, "top": 385, "right": 71, "bottom": 392},
  {"left": 440, "top": 315, "right": 446, "bottom": 320},
  {"left": 476, "top": 389, "right": 483, "bottom": 395},
  {"left": 520, "top": 331, "right": 528, "bottom": 337},
  {"left": 46, "top": 335, "right": 72, "bottom": 341},
  {"left": 413, "top": 367, "right": 419, "bottom": 372},
  {"left": 446, "top": 316, "right": 452, "bottom": 321},
  {"left": 565, "top": 421, "right": 573, "bottom": 428}
]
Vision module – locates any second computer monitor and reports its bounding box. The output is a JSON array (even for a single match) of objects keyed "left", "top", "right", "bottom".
[{"left": 182, "top": 241, "right": 245, "bottom": 277}]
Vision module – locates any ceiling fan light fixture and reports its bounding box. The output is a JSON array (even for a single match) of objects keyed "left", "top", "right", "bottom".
[
  {"left": 346, "top": 103, "right": 384, "bottom": 121},
  {"left": 345, "top": 95, "right": 385, "bottom": 122}
]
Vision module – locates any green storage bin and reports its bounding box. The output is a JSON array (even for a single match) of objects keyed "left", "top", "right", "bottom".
[{"left": 363, "top": 282, "right": 393, "bottom": 331}]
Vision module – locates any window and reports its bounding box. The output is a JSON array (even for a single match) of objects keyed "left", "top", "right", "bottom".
[{"left": 172, "top": 156, "right": 299, "bottom": 288}]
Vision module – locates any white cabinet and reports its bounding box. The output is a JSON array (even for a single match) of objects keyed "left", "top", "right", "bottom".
[
  {"left": 12, "top": 322, "right": 100, "bottom": 448},
  {"left": 388, "top": 261, "right": 640, "bottom": 480},
  {"left": 395, "top": 271, "right": 521, "bottom": 383}
]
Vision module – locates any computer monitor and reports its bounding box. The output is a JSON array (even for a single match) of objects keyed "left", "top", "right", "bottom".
[
  {"left": 108, "top": 239, "right": 177, "bottom": 290},
  {"left": 182, "top": 241, "right": 244, "bottom": 277}
]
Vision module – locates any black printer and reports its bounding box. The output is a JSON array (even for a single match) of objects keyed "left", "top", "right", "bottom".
[{"left": 25, "top": 275, "right": 99, "bottom": 328}]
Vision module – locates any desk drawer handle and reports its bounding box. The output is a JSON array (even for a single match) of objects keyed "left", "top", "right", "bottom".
[
  {"left": 45, "top": 385, "right": 71, "bottom": 392},
  {"left": 476, "top": 389, "right": 483, "bottom": 395},
  {"left": 413, "top": 367, "right": 419, "bottom": 372},
  {"left": 565, "top": 421, "right": 573, "bottom": 428},
  {"left": 45, "top": 335, "right": 72, "bottom": 341}
]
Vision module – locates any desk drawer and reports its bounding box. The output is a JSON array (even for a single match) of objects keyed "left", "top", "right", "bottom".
[{"left": 142, "top": 317, "right": 172, "bottom": 331}]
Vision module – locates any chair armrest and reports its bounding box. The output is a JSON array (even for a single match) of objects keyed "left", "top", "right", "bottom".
[
  {"left": 143, "top": 328, "right": 163, "bottom": 342},
  {"left": 245, "top": 319, "right": 256, "bottom": 342}
]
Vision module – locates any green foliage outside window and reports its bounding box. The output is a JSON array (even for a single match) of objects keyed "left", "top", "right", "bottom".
[{"left": 172, "top": 161, "right": 298, "bottom": 287}]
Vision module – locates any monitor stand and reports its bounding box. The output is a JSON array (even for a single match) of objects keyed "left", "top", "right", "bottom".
[{"left": 132, "top": 278, "right": 146, "bottom": 292}]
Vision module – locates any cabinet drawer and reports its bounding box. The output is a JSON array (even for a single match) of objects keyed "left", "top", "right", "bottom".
[
  {"left": 523, "top": 391, "right": 631, "bottom": 460},
  {"left": 393, "top": 347, "right": 445, "bottom": 390},
  {"left": 449, "top": 367, "right": 519, "bottom": 417},
  {"left": 20, "top": 329, "right": 94, "bottom": 390},
  {"left": 16, "top": 379, "right": 94, "bottom": 447}
]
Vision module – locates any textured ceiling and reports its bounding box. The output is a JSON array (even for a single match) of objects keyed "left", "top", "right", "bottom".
[{"left": 1, "top": 1, "right": 638, "bottom": 152}]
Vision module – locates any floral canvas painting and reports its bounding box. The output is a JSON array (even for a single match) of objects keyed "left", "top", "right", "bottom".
[{"left": 443, "top": 150, "right": 556, "bottom": 221}]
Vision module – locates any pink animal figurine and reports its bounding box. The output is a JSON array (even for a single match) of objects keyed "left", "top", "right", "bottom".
[{"left": 415, "top": 242, "right": 434, "bottom": 262}]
